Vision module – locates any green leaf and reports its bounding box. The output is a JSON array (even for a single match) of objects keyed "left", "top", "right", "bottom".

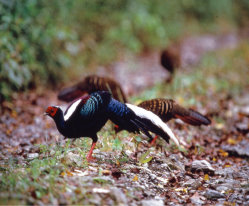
[
  {"left": 135, "top": 136, "right": 142, "bottom": 142},
  {"left": 139, "top": 149, "right": 153, "bottom": 164}
]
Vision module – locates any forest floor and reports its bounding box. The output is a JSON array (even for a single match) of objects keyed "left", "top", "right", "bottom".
[{"left": 0, "top": 34, "right": 249, "bottom": 205}]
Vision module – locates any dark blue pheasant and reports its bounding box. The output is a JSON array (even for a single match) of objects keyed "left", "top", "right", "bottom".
[{"left": 45, "top": 91, "right": 178, "bottom": 161}]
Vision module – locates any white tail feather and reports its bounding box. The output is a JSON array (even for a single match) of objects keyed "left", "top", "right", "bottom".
[{"left": 126, "top": 103, "right": 179, "bottom": 146}]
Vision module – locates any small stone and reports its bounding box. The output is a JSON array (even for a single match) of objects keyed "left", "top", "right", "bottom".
[
  {"left": 216, "top": 185, "right": 230, "bottom": 192},
  {"left": 64, "top": 152, "right": 83, "bottom": 166},
  {"left": 241, "top": 181, "right": 249, "bottom": 188},
  {"left": 222, "top": 140, "right": 249, "bottom": 157},
  {"left": 141, "top": 199, "right": 164, "bottom": 206},
  {"left": 204, "top": 189, "right": 225, "bottom": 200},
  {"left": 111, "top": 187, "right": 128, "bottom": 205},
  {"left": 191, "top": 160, "right": 215, "bottom": 174},
  {"left": 190, "top": 192, "right": 205, "bottom": 205},
  {"left": 92, "top": 188, "right": 110, "bottom": 194},
  {"left": 27, "top": 153, "right": 39, "bottom": 160},
  {"left": 235, "top": 122, "right": 249, "bottom": 134},
  {"left": 183, "top": 179, "right": 195, "bottom": 187},
  {"left": 89, "top": 194, "right": 102, "bottom": 205},
  {"left": 239, "top": 106, "right": 249, "bottom": 117},
  {"left": 228, "top": 193, "right": 238, "bottom": 202}
]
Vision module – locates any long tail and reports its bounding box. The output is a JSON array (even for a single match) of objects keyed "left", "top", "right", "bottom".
[
  {"left": 126, "top": 103, "right": 179, "bottom": 146},
  {"left": 173, "top": 105, "right": 211, "bottom": 126}
]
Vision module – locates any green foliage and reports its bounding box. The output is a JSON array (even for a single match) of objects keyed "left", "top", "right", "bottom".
[
  {"left": 93, "top": 177, "right": 111, "bottom": 184},
  {"left": 0, "top": 0, "right": 77, "bottom": 99},
  {"left": 112, "top": 137, "right": 123, "bottom": 151},
  {"left": 0, "top": 0, "right": 248, "bottom": 99},
  {"left": 138, "top": 149, "right": 153, "bottom": 164},
  {"left": 180, "top": 0, "right": 234, "bottom": 21}
]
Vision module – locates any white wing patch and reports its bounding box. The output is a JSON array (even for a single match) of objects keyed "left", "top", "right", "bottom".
[
  {"left": 126, "top": 103, "right": 179, "bottom": 146},
  {"left": 64, "top": 99, "right": 82, "bottom": 121}
]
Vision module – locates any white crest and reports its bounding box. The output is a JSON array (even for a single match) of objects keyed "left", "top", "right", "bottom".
[
  {"left": 126, "top": 103, "right": 179, "bottom": 145},
  {"left": 64, "top": 99, "right": 82, "bottom": 121}
]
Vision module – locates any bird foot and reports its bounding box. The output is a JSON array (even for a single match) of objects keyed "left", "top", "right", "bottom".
[
  {"left": 86, "top": 156, "right": 96, "bottom": 162},
  {"left": 86, "top": 153, "right": 96, "bottom": 162}
]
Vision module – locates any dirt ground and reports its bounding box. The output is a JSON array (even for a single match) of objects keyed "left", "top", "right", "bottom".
[{"left": 0, "top": 33, "right": 248, "bottom": 205}]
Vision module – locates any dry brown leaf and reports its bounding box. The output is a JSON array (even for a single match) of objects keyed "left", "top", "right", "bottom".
[{"left": 132, "top": 175, "right": 138, "bottom": 182}]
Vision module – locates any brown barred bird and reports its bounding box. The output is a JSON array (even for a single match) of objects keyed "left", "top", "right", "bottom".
[
  {"left": 138, "top": 99, "right": 211, "bottom": 126},
  {"left": 114, "top": 98, "right": 211, "bottom": 145},
  {"left": 160, "top": 43, "right": 181, "bottom": 82},
  {"left": 58, "top": 75, "right": 128, "bottom": 103}
]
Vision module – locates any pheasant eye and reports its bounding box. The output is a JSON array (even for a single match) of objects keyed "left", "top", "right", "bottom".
[
  {"left": 46, "top": 106, "right": 58, "bottom": 117},
  {"left": 50, "top": 107, "right": 58, "bottom": 116}
]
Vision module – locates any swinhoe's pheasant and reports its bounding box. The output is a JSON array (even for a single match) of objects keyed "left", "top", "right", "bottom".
[
  {"left": 58, "top": 75, "right": 127, "bottom": 103},
  {"left": 45, "top": 91, "right": 178, "bottom": 161}
]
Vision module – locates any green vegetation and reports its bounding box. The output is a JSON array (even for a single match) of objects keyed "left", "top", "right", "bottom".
[{"left": 0, "top": 0, "right": 249, "bottom": 99}]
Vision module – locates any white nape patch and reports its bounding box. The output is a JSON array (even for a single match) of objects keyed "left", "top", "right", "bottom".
[
  {"left": 126, "top": 103, "right": 179, "bottom": 146},
  {"left": 64, "top": 99, "right": 82, "bottom": 121}
]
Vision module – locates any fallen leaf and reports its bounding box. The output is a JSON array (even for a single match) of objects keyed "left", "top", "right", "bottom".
[
  {"left": 227, "top": 138, "right": 238, "bottom": 145},
  {"left": 215, "top": 123, "right": 224, "bottom": 129},
  {"left": 75, "top": 188, "right": 82, "bottom": 194},
  {"left": 204, "top": 174, "right": 210, "bottom": 181},
  {"left": 102, "top": 170, "right": 111, "bottom": 175},
  {"left": 11, "top": 110, "right": 17, "bottom": 118},
  {"left": 175, "top": 187, "right": 188, "bottom": 194},
  {"left": 6, "top": 129, "right": 12, "bottom": 136},
  {"left": 116, "top": 159, "right": 120, "bottom": 167},
  {"left": 132, "top": 175, "right": 138, "bottom": 182},
  {"left": 60, "top": 171, "right": 66, "bottom": 177},
  {"left": 66, "top": 170, "right": 73, "bottom": 176},
  {"left": 219, "top": 149, "right": 229, "bottom": 157}
]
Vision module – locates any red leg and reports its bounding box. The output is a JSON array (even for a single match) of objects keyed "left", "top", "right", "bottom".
[
  {"left": 86, "top": 141, "right": 96, "bottom": 161},
  {"left": 150, "top": 135, "right": 158, "bottom": 146},
  {"left": 114, "top": 125, "right": 120, "bottom": 135}
]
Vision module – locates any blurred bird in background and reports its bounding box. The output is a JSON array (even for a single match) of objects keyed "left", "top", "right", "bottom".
[
  {"left": 160, "top": 42, "right": 181, "bottom": 82},
  {"left": 58, "top": 75, "right": 128, "bottom": 103}
]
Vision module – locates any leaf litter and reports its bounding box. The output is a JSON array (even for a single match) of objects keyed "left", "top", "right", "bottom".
[{"left": 0, "top": 36, "right": 249, "bottom": 205}]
